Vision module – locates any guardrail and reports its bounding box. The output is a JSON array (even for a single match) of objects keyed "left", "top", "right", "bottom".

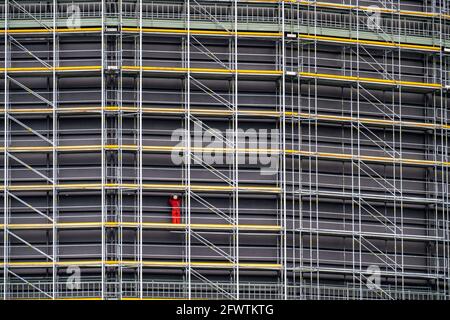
[
  {"left": 0, "top": 2, "right": 448, "bottom": 40},
  {"left": 0, "top": 281, "right": 446, "bottom": 300}
]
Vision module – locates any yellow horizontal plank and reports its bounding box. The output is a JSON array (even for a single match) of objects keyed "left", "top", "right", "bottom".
[
  {"left": 299, "top": 72, "right": 442, "bottom": 89},
  {"left": 123, "top": 65, "right": 283, "bottom": 75},
  {"left": 122, "top": 66, "right": 442, "bottom": 88},
  {"left": 0, "top": 66, "right": 101, "bottom": 72},
  {"left": 1, "top": 25, "right": 440, "bottom": 53},
  {"left": 2, "top": 145, "right": 447, "bottom": 167},
  {"left": 2, "top": 106, "right": 447, "bottom": 130},
  {"left": 121, "top": 297, "right": 196, "bottom": 300},
  {"left": 127, "top": 27, "right": 442, "bottom": 53},
  {"left": 0, "top": 27, "right": 102, "bottom": 34},
  {"left": 0, "top": 222, "right": 281, "bottom": 231},
  {"left": 1, "top": 65, "right": 442, "bottom": 89},
  {"left": 299, "top": 34, "right": 441, "bottom": 52},
  {"left": 0, "top": 183, "right": 281, "bottom": 193},
  {"left": 123, "top": 27, "right": 282, "bottom": 38},
  {"left": 1, "top": 260, "right": 282, "bottom": 269},
  {"left": 13, "top": 297, "right": 104, "bottom": 301},
  {"left": 15, "top": 297, "right": 195, "bottom": 300}
]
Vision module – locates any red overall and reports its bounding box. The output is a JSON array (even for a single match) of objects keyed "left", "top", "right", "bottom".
[{"left": 168, "top": 197, "right": 182, "bottom": 224}]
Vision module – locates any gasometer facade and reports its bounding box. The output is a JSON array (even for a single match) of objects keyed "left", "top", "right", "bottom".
[{"left": 0, "top": 0, "right": 449, "bottom": 300}]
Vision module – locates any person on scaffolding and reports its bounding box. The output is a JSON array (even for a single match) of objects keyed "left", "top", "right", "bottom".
[{"left": 168, "top": 194, "right": 182, "bottom": 224}]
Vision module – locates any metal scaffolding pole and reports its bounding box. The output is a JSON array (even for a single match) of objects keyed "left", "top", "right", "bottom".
[
  {"left": 138, "top": 0, "right": 143, "bottom": 301},
  {"left": 100, "top": 0, "right": 106, "bottom": 300},
  {"left": 2, "top": 0, "right": 9, "bottom": 301},
  {"left": 51, "top": 0, "right": 57, "bottom": 300},
  {"left": 185, "top": 0, "right": 192, "bottom": 300},
  {"left": 232, "top": 0, "right": 240, "bottom": 300},
  {"left": 280, "top": 0, "right": 288, "bottom": 300}
]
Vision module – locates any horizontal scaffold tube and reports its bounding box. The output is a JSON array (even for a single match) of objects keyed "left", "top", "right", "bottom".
[
  {"left": 1, "top": 26, "right": 442, "bottom": 53},
  {"left": 1, "top": 27, "right": 282, "bottom": 38},
  {"left": 123, "top": 66, "right": 443, "bottom": 89},
  {"left": 124, "top": 27, "right": 442, "bottom": 53},
  {"left": 0, "top": 27, "right": 102, "bottom": 34},
  {"left": 0, "top": 223, "right": 441, "bottom": 241},
  {"left": 0, "top": 183, "right": 281, "bottom": 193},
  {"left": 123, "top": 27, "right": 283, "bottom": 38},
  {"left": 0, "top": 65, "right": 442, "bottom": 89},
  {"left": 0, "top": 260, "right": 282, "bottom": 270},
  {"left": 298, "top": 34, "right": 441, "bottom": 52},
  {"left": 298, "top": 72, "right": 442, "bottom": 89},
  {"left": 1, "top": 106, "right": 448, "bottom": 131},
  {"left": 0, "top": 260, "right": 443, "bottom": 278},
  {"left": 16, "top": 298, "right": 189, "bottom": 301},
  {"left": 0, "top": 66, "right": 101, "bottom": 72},
  {"left": 0, "top": 222, "right": 282, "bottom": 232},
  {"left": 15, "top": 297, "right": 193, "bottom": 301},
  {"left": 2, "top": 145, "right": 448, "bottom": 167},
  {"left": 123, "top": 66, "right": 283, "bottom": 75}
]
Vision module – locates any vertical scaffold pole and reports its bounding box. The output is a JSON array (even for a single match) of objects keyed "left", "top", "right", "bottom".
[
  {"left": 296, "top": 0, "right": 304, "bottom": 299},
  {"left": 52, "top": 0, "right": 57, "bottom": 300},
  {"left": 138, "top": 0, "right": 144, "bottom": 299},
  {"left": 313, "top": 1, "right": 319, "bottom": 299},
  {"left": 443, "top": 1, "right": 450, "bottom": 299},
  {"left": 437, "top": 0, "right": 446, "bottom": 297},
  {"left": 233, "top": 0, "right": 240, "bottom": 300},
  {"left": 186, "top": 0, "right": 192, "bottom": 300},
  {"left": 3, "top": 0, "right": 9, "bottom": 301},
  {"left": 118, "top": 0, "right": 124, "bottom": 299},
  {"left": 101, "top": 0, "right": 106, "bottom": 300},
  {"left": 355, "top": 2, "right": 362, "bottom": 299},
  {"left": 138, "top": 0, "right": 143, "bottom": 300},
  {"left": 396, "top": 0, "right": 405, "bottom": 298},
  {"left": 281, "top": 0, "right": 288, "bottom": 300}
]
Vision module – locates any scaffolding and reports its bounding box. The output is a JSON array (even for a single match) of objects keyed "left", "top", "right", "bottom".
[{"left": 0, "top": 0, "right": 449, "bottom": 300}]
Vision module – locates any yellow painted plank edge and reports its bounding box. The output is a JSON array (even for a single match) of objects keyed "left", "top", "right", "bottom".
[
  {"left": 0, "top": 222, "right": 281, "bottom": 231},
  {"left": 2, "top": 145, "right": 447, "bottom": 167},
  {"left": 1, "top": 260, "right": 282, "bottom": 269},
  {"left": 2, "top": 106, "right": 448, "bottom": 130},
  {"left": 0, "top": 183, "right": 281, "bottom": 193},
  {"left": 299, "top": 34, "right": 441, "bottom": 52},
  {"left": 123, "top": 27, "right": 282, "bottom": 38},
  {"left": 0, "top": 27, "right": 102, "bottom": 34}
]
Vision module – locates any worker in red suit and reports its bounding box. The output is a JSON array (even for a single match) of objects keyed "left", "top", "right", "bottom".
[{"left": 168, "top": 195, "right": 182, "bottom": 224}]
